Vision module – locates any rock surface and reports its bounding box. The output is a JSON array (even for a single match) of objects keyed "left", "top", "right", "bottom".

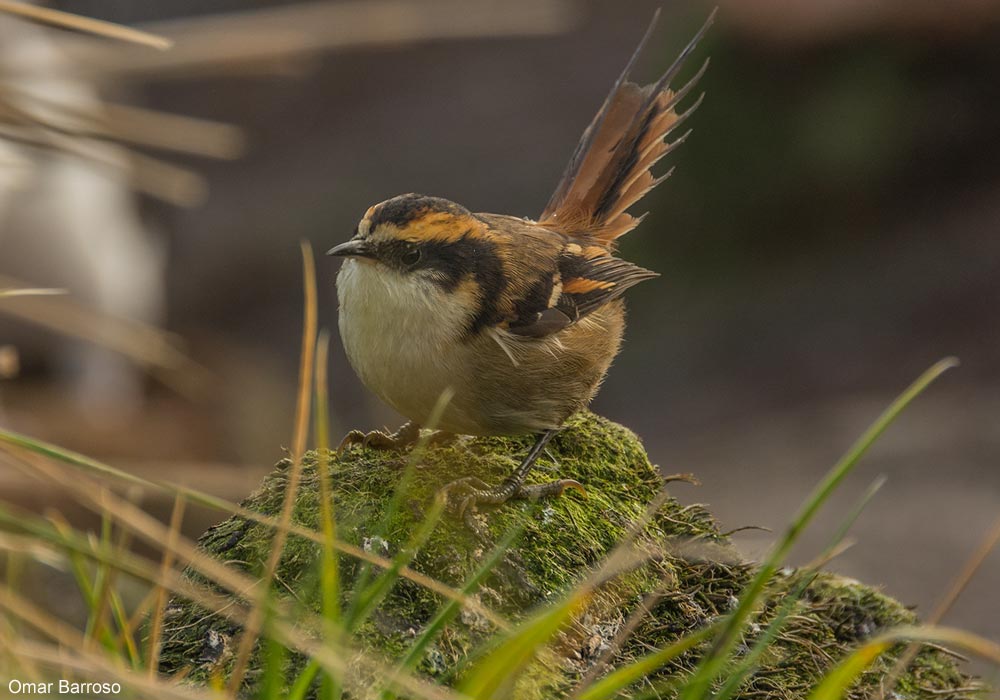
[{"left": 158, "top": 412, "right": 975, "bottom": 699}]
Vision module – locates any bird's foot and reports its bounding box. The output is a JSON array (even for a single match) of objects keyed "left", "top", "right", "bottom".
[
  {"left": 441, "top": 475, "right": 587, "bottom": 533},
  {"left": 337, "top": 422, "right": 457, "bottom": 454},
  {"left": 337, "top": 421, "right": 422, "bottom": 453}
]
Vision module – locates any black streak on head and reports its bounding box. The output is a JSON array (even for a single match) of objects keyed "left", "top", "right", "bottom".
[
  {"left": 465, "top": 237, "right": 506, "bottom": 336},
  {"left": 415, "top": 232, "right": 506, "bottom": 337},
  {"left": 369, "top": 193, "right": 470, "bottom": 229}
]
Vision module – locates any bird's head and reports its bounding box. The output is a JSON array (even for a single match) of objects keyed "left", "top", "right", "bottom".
[{"left": 328, "top": 193, "right": 495, "bottom": 290}]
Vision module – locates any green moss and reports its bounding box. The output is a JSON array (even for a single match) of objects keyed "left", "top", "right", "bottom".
[{"left": 157, "top": 411, "right": 979, "bottom": 699}]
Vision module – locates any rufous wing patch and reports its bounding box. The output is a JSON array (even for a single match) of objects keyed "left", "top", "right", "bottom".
[
  {"left": 563, "top": 277, "right": 616, "bottom": 295},
  {"left": 557, "top": 248, "right": 658, "bottom": 317}
]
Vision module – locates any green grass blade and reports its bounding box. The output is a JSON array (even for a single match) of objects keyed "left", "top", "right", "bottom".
[
  {"left": 808, "top": 625, "right": 1000, "bottom": 700},
  {"left": 106, "top": 588, "right": 142, "bottom": 668},
  {"left": 313, "top": 329, "right": 341, "bottom": 700},
  {"left": 227, "top": 241, "right": 319, "bottom": 698},
  {"left": 343, "top": 457, "right": 422, "bottom": 626},
  {"left": 348, "top": 494, "right": 447, "bottom": 632},
  {"left": 712, "top": 574, "right": 816, "bottom": 700},
  {"left": 459, "top": 487, "right": 686, "bottom": 699},
  {"left": 287, "top": 659, "right": 322, "bottom": 700},
  {"left": 680, "top": 357, "right": 958, "bottom": 700},
  {"left": 575, "top": 623, "right": 718, "bottom": 700},
  {"left": 344, "top": 389, "right": 453, "bottom": 631},
  {"left": 459, "top": 587, "right": 590, "bottom": 699},
  {"left": 254, "top": 619, "right": 289, "bottom": 700},
  {"left": 379, "top": 525, "right": 525, "bottom": 700},
  {"left": 714, "top": 475, "right": 886, "bottom": 700},
  {"left": 85, "top": 510, "right": 115, "bottom": 646},
  {"left": 0, "top": 427, "right": 504, "bottom": 633}
]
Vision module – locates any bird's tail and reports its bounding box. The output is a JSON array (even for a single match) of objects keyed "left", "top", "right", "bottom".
[{"left": 538, "top": 9, "right": 714, "bottom": 245}]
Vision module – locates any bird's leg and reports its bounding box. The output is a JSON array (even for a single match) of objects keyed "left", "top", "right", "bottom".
[
  {"left": 338, "top": 420, "right": 422, "bottom": 453},
  {"left": 442, "top": 429, "right": 586, "bottom": 528}
]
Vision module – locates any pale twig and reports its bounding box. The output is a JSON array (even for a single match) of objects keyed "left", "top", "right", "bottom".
[
  {"left": 55, "top": 0, "right": 578, "bottom": 80},
  {"left": 0, "top": 1, "right": 172, "bottom": 49}
]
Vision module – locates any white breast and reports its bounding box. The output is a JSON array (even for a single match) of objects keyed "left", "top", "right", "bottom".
[{"left": 336, "top": 259, "right": 475, "bottom": 430}]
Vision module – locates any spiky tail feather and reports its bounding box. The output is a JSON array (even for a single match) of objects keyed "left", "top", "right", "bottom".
[{"left": 539, "top": 9, "right": 715, "bottom": 245}]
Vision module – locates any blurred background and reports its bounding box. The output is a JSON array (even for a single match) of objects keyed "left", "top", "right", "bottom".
[{"left": 0, "top": 0, "right": 998, "bottom": 660}]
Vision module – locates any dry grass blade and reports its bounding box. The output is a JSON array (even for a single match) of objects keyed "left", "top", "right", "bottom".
[
  {"left": 147, "top": 493, "right": 187, "bottom": 678},
  {"left": 226, "top": 241, "right": 318, "bottom": 698},
  {"left": 8, "top": 643, "right": 201, "bottom": 700},
  {"left": 680, "top": 357, "right": 959, "bottom": 700},
  {"left": 0, "top": 1, "right": 172, "bottom": 49},
  {"left": 126, "top": 150, "right": 208, "bottom": 206},
  {"left": 0, "top": 446, "right": 263, "bottom": 611},
  {"left": 878, "top": 513, "right": 1000, "bottom": 699},
  {"left": 57, "top": 0, "right": 578, "bottom": 79},
  {"left": 462, "top": 488, "right": 677, "bottom": 699},
  {"left": 0, "top": 85, "right": 244, "bottom": 160},
  {"left": 1, "top": 588, "right": 190, "bottom": 700},
  {"left": 568, "top": 487, "right": 699, "bottom": 696},
  {"left": 0, "top": 112, "right": 209, "bottom": 205},
  {"left": 101, "top": 102, "right": 245, "bottom": 159},
  {"left": 0, "top": 428, "right": 510, "bottom": 629},
  {"left": 0, "top": 274, "right": 212, "bottom": 397},
  {"left": 810, "top": 625, "right": 1000, "bottom": 700},
  {"left": 0, "top": 458, "right": 466, "bottom": 700},
  {"left": 6, "top": 590, "right": 329, "bottom": 700},
  {"left": 571, "top": 583, "right": 670, "bottom": 695},
  {"left": 0, "top": 287, "right": 66, "bottom": 297}
]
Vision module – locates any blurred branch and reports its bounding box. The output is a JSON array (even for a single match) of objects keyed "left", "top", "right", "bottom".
[
  {"left": 0, "top": 287, "right": 66, "bottom": 298},
  {"left": 0, "top": 275, "right": 214, "bottom": 399},
  {"left": 0, "top": 1, "right": 171, "bottom": 49},
  {"left": 0, "top": 86, "right": 245, "bottom": 159},
  {"left": 0, "top": 345, "right": 18, "bottom": 379},
  {"left": 0, "top": 84, "right": 240, "bottom": 205},
  {"left": 0, "top": 115, "right": 209, "bottom": 206},
  {"left": 54, "top": 0, "right": 580, "bottom": 80},
  {"left": 1, "top": 0, "right": 576, "bottom": 206},
  {"left": 99, "top": 102, "right": 245, "bottom": 159}
]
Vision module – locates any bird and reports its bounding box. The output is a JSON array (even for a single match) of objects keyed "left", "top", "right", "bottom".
[{"left": 328, "top": 10, "right": 713, "bottom": 525}]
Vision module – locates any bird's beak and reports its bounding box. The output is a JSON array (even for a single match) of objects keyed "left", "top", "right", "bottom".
[{"left": 327, "top": 239, "right": 375, "bottom": 259}]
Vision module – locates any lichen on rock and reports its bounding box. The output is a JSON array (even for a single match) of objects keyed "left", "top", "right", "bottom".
[{"left": 157, "top": 411, "right": 978, "bottom": 699}]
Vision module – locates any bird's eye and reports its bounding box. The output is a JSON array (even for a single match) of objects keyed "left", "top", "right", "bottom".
[{"left": 401, "top": 248, "right": 422, "bottom": 266}]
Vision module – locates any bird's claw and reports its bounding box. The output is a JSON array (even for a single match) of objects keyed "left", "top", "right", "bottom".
[
  {"left": 337, "top": 421, "right": 422, "bottom": 454},
  {"left": 440, "top": 475, "right": 588, "bottom": 534},
  {"left": 516, "top": 479, "right": 588, "bottom": 501}
]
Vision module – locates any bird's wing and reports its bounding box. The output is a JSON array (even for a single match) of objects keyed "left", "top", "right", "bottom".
[
  {"left": 538, "top": 10, "right": 713, "bottom": 246},
  {"left": 503, "top": 238, "right": 658, "bottom": 339}
]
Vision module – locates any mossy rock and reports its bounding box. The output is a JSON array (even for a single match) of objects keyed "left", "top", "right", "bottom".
[{"left": 158, "top": 411, "right": 977, "bottom": 698}]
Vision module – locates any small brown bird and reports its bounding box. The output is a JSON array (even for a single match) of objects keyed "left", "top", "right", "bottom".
[{"left": 329, "top": 11, "right": 712, "bottom": 522}]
